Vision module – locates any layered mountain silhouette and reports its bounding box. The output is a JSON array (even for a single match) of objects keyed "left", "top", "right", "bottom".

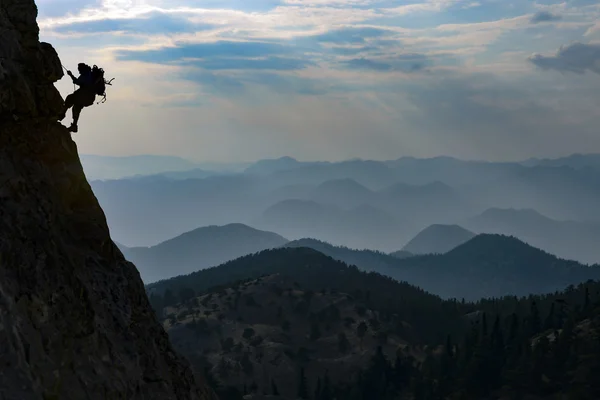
[
  {"left": 283, "top": 238, "right": 403, "bottom": 273},
  {"left": 464, "top": 208, "right": 600, "bottom": 264},
  {"left": 267, "top": 159, "right": 400, "bottom": 189},
  {"left": 308, "top": 178, "right": 375, "bottom": 208},
  {"left": 81, "top": 154, "right": 199, "bottom": 180},
  {"left": 522, "top": 153, "right": 600, "bottom": 171},
  {"left": 280, "top": 236, "right": 600, "bottom": 301},
  {"left": 401, "top": 224, "right": 475, "bottom": 255},
  {"left": 390, "top": 234, "right": 600, "bottom": 300},
  {"left": 146, "top": 232, "right": 600, "bottom": 302},
  {"left": 91, "top": 153, "right": 600, "bottom": 265},
  {"left": 375, "top": 181, "right": 479, "bottom": 225},
  {"left": 255, "top": 199, "right": 413, "bottom": 251},
  {"left": 467, "top": 166, "right": 600, "bottom": 222},
  {"left": 122, "top": 223, "right": 289, "bottom": 283},
  {"left": 244, "top": 156, "right": 322, "bottom": 175}
]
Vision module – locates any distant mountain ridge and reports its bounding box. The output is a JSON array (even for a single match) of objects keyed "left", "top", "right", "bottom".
[
  {"left": 122, "top": 223, "right": 289, "bottom": 283},
  {"left": 146, "top": 233, "right": 600, "bottom": 302},
  {"left": 256, "top": 199, "right": 413, "bottom": 251},
  {"left": 401, "top": 224, "right": 475, "bottom": 255},
  {"left": 81, "top": 154, "right": 199, "bottom": 180},
  {"left": 91, "top": 153, "right": 600, "bottom": 263},
  {"left": 283, "top": 238, "right": 404, "bottom": 273},
  {"left": 276, "top": 234, "right": 600, "bottom": 300},
  {"left": 522, "top": 153, "right": 600, "bottom": 170},
  {"left": 391, "top": 233, "right": 600, "bottom": 300},
  {"left": 464, "top": 207, "right": 600, "bottom": 265}
]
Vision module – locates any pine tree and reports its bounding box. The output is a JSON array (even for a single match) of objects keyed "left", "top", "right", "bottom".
[
  {"left": 271, "top": 379, "right": 280, "bottom": 396},
  {"left": 529, "top": 301, "right": 542, "bottom": 336},
  {"left": 544, "top": 302, "right": 556, "bottom": 331},
  {"left": 338, "top": 332, "right": 350, "bottom": 353},
  {"left": 320, "top": 370, "right": 333, "bottom": 400},
  {"left": 357, "top": 321, "right": 368, "bottom": 350},
  {"left": 314, "top": 377, "right": 322, "bottom": 400},
  {"left": 584, "top": 287, "right": 591, "bottom": 315},
  {"left": 298, "top": 367, "right": 309, "bottom": 399},
  {"left": 163, "top": 289, "right": 175, "bottom": 306}
]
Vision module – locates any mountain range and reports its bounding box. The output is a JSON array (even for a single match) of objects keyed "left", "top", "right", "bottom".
[
  {"left": 90, "top": 154, "right": 600, "bottom": 265},
  {"left": 136, "top": 223, "right": 600, "bottom": 301},
  {"left": 121, "top": 223, "right": 289, "bottom": 283},
  {"left": 463, "top": 208, "right": 600, "bottom": 265}
]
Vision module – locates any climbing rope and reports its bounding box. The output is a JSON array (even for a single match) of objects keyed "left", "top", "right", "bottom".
[{"left": 60, "top": 63, "right": 75, "bottom": 91}]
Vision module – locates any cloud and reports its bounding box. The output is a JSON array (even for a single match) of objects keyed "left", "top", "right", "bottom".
[
  {"left": 529, "top": 42, "right": 600, "bottom": 75},
  {"left": 242, "top": 72, "right": 330, "bottom": 95},
  {"left": 343, "top": 57, "right": 393, "bottom": 71},
  {"left": 342, "top": 53, "right": 431, "bottom": 72},
  {"left": 184, "top": 56, "right": 315, "bottom": 70},
  {"left": 36, "top": 0, "right": 101, "bottom": 18},
  {"left": 52, "top": 11, "right": 209, "bottom": 34},
  {"left": 115, "top": 41, "right": 295, "bottom": 64},
  {"left": 530, "top": 11, "right": 562, "bottom": 24},
  {"left": 329, "top": 45, "right": 379, "bottom": 55},
  {"left": 311, "top": 26, "right": 391, "bottom": 44},
  {"left": 585, "top": 22, "right": 600, "bottom": 37},
  {"left": 176, "top": 67, "right": 331, "bottom": 97},
  {"left": 178, "top": 69, "right": 247, "bottom": 95}
]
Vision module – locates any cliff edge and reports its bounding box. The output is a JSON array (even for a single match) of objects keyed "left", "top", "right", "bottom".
[{"left": 0, "top": 0, "right": 216, "bottom": 399}]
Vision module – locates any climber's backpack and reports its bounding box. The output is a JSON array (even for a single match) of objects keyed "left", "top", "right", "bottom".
[{"left": 90, "top": 65, "right": 114, "bottom": 103}]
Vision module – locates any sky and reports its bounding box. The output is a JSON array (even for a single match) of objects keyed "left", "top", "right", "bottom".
[{"left": 37, "top": 0, "right": 600, "bottom": 162}]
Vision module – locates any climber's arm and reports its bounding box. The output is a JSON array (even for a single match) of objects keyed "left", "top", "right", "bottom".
[{"left": 67, "top": 70, "right": 82, "bottom": 86}]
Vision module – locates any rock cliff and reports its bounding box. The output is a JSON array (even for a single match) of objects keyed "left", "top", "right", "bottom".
[{"left": 0, "top": 0, "right": 216, "bottom": 399}]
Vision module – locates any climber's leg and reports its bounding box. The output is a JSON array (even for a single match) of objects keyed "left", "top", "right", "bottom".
[
  {"left": 59, "top": 93, "right": 75, "bottom": 121},
  {"left": 69, "top": 103, "right": 83, "bottom": 132}
]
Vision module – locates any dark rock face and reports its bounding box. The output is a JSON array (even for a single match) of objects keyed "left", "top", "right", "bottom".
[{"left": 0, "top": 1, "right": 216, "bottom": 399}]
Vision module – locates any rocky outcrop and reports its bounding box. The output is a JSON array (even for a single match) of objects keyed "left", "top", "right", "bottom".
[{"left": 0, "top": 0, "right": 216, "bottom": 399}]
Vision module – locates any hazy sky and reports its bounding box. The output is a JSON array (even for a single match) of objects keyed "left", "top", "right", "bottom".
[{"left": 37, "top": 0, "right": 600, "bottom": 162}]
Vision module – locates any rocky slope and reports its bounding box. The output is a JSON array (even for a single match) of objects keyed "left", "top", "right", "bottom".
[{"left": 0, "top": 0, "right": 215, "bottom": 398}]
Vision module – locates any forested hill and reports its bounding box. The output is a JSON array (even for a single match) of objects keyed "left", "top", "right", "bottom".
[
  {"left": 387, "top": 234, "right": 600, "bottom": 300},
  {"left": 147, "top": 247, "right": 467, "bottom": 344},
  {"left": 273, "top": 234, "right": 600, "bottom": 301},
  {"left": 283, "top": 238, "right": 402, "bottom": 272},
  {"left": 146, "top": 242, "right": 600, "bottom": 400},
  {"left": 334, "top": 280, "right": 600, "bottom": 400}
]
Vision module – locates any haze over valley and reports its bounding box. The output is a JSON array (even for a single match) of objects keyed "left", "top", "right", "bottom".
[{"left": 94, "top": 153, "right": 600, "bottom": 277}]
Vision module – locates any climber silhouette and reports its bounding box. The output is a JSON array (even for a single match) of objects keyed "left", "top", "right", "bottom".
[{"left": 59, "top": 63, "right": 97, "bottom": 133}]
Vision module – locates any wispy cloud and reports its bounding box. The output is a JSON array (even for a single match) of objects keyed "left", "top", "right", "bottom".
[
  {"left": 530, "top": 11, "right": 562, "bottom": 24},
  {"left": 115, "top": 41, "right": 296, "bottom": 63},
  {"left": 529, "top": 42, "right": 600, "bottom": 75},
  {"left": 52, "top": 11, "right": 210, "bottom": 34}
]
